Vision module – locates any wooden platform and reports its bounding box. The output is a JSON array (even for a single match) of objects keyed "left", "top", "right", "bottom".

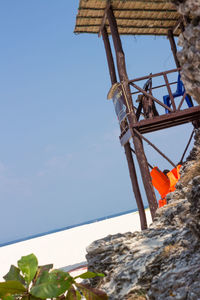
[{"left": 120, "top": 105, "right": 200, "bottom": 146}]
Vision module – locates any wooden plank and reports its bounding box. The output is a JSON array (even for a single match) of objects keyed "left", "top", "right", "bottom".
[
  {"left": 120, "top": 106, "right": 200, "bottom": 142},
  {"left": 131, "top": 106, "right": 200, "bottom": 134}
]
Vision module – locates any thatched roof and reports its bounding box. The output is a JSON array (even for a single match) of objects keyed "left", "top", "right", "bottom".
[{"left": 74, "top": 0, "right": 181, "bottom": 36}]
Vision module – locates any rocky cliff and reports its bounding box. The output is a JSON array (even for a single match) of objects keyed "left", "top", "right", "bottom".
[
  {"left": 85, "top": 130, "right": 200, "bottom": 299},
  {"left": 172, "top": 0, "right": 200, "bottom": 104}
]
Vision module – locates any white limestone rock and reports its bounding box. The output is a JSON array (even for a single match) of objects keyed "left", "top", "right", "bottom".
[{"left": 85, "top": 130, "right": 200, "bottom": 299}]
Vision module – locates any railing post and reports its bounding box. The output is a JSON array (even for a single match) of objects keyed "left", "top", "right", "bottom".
[{"left": 163, "top": 73, "right": 176, "bottom": 111}]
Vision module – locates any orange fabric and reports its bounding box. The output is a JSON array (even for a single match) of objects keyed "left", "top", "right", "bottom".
[
  {"left": 150, "top": 167, "right": 170, "bottom": 199},
  {"left": 151, "top": 165, "right": 182, "bottom": 208},
  {"left": 167, "top": 164, "right": 182, "bottom": 193},
  {"left": 159, "top": 198, "right": 167, "bottom": 208}
]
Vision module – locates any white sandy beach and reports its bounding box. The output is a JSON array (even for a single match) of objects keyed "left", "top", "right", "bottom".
[{"left": 0, "top": 209, "right": 152, "bottom": 280}]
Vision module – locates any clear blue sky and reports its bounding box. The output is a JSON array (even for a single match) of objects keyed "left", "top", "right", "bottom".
[{"left": 0, "top": 1, "right": 194, "bottom": 244}]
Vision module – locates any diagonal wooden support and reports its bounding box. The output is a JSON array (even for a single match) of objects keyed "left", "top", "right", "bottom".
[
  {"left": 172, "top": 17, "right": 183, "bottom": 36},
  {"left": 132, "top": 128, "right": 176, "bottom": 168},
  {"left": 177, "top": 92, "right": 187, "bottom": 111}
]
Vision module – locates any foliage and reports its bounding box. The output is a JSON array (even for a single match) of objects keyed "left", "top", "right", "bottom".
[{"left": 0, "top": 253, "right": 108, "bottom": 300}]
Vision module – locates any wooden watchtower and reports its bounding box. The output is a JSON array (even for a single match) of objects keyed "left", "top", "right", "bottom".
[{"left": 74, "top": 0, "right": 200, "bottom": 230}]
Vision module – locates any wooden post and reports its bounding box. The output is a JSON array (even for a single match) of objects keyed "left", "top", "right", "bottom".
[
  {"left": 124, "top": 143, "right": 147, "bottom": 229},
  {"left": 101, "top": 26, "right": 147, "bottom": 230},
  {"left": 107, "top": 6, "right": 158, "bottom": 219},
  {"left": 101, "top": 26, "right": 117, "bottom": 85},
  {"left": 167, "top": 29, "right": 180, "bottom": 68}
]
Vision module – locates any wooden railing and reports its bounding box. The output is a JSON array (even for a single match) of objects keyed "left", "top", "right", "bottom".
[{"left": 128, "top": 68, "right": 193, "bottom": 122}]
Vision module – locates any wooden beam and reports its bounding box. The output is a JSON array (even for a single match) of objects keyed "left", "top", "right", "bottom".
[
  {"left": 132, "top": 128, "right": 176, "bottom": 168},
  {"left": 101, "top": 25, "right": 147, "bottom": 230},
  {"left": 167, "top": 29, "right": 180, "bottom": 68},
  {"left": 98, "top": 1, "right": 111, "bottom": 37},
  {"left": 172, "top": 17, "right": 183, "bottom": 35},
  {"left": 120, "top": 106, "right": 200, "bottom": 144},
  {"left": 129, "top": 106, "right": 200, "bottom": 134},
  {"left": 128, "top": 68, "right": 180, "bottom": 83},
  {"left": 179, "top": 129, "right": 195, "bottom": 163},
  {"left": 177, "top": 92, "right": 187, "bottom": 111},
  {"left": 163, "top": 73, "right": 176, "bottom": 111},
  {"left": 107, "top": 6, "right": 158, "bottom": 219},
  {"left": 131, "top": 81, "right": 177, "bottom": 96},
  {"left": 124, "top": 143, "right": 147, "bottom": 230},
  {"left": 101, "top": 26, "right": 117, "bottom": 84}
]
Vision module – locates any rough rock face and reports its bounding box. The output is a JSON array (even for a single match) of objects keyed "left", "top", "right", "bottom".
[
  {"left": 85, "top": 129, "right": 200, "bottom": 300},
  {"left": 173, "top": 0, "right": 200, "bottom": 17},
  {"left": 171, "top": 0, "right": 200, "bottom": 104},
  {"left": 177, "top": 23, "right": 200, "bottom": 104}
]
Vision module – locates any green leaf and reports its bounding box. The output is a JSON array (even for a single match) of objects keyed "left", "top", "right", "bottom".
[
  {"left": 75, "top": 271, "right": 105, "bottom": 280},
  {"left": 2, "top": 296, "right": 15, "bottom": 300},
  {"left": 76, "top": 283, "right": 108, "bottom": 300},
  {"left": 0, "top": 281, "right": 26, "bottom": 295},
  {"left": 66, "top": 286, "right": 82, "bottom": 300},
  {"left": 3, "top": 265, "right": 25, "bottom": 284},
  {"left": 34, "top": 270, "right": 49, "bottom": 286},
  {"left": 30, "top": 270, "right": 73, "bottom": 299},
  {"left": 33, "top": 264, "right": 53, "bottom": 285},
  {"left": 2, "top": 296, "right": 14, "bottom": 300},
  {"left": 35, "top": 269, "right": 71, "bottom": 286},
  {"left": 38, "top": 264, "right": 53, "bottom": 275},
  {"left": 17, "top": 254, "right": 38, "bottom": 285}
]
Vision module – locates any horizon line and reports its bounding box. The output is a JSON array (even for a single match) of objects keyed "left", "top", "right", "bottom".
[{"left": 0, "top": 206, "right": 148, "bottom": 248}]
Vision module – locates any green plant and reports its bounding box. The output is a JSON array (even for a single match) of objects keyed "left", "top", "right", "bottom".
[{"left": 0, "top": 253, "right": 108, "bottom": 300}]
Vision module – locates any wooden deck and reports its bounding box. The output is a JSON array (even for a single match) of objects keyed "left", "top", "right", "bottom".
[{"left": 120, "top": 106, "right": 200, "bottom": 146}]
